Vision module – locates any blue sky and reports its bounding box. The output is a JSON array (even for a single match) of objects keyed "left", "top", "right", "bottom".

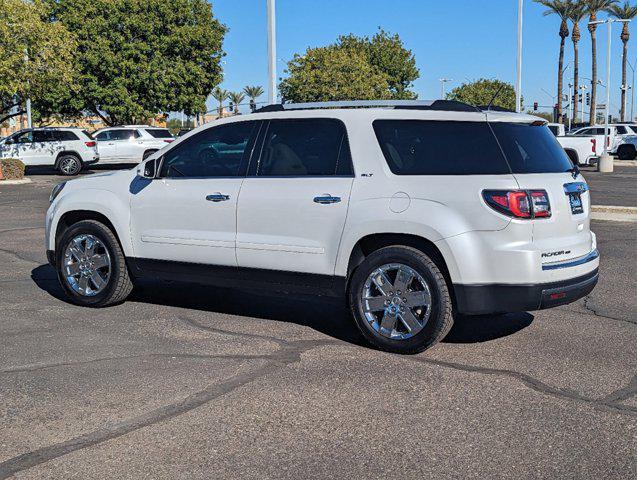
[{"left": 210, "top": 0, "right": 637, "bottom": 117}]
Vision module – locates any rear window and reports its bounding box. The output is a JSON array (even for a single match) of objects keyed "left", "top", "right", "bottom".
[
  {"left": 145, "top": 128, "right": 173, "bottom": 139},
  {"left": 54, "top": 131, "right": 79, "bottom": 141},
  {"left": 548, "top": 125, "right": 560, "bottom": 136},
  {"left": 490, "top": 123, "right": 574, "bottom": 174},
  {"left": 372, "top": 120, "right": 510, "bottom": 175}
]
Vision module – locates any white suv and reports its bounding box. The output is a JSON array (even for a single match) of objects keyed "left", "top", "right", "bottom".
[
  {"left": 45, "top": 101, "right": 599, "bottom": 354},
  {"left": 0, "top": 128, "right": 98, "bottom": 175},
  {"left": 92, "top": 126, "right": 174, "bottom": 164}
]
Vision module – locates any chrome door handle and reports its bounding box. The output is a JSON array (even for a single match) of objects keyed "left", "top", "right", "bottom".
[
  {"left": 313, "top": 194, "right": 341, "bottom": 204},
  {"left": 206, "top": 193, "right": 230, "bottom": 202}
]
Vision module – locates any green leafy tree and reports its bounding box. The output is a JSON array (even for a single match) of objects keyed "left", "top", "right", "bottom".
[
  {"left": 446, "top": 78, "right": 518, "bottom": 111},
  {"left": 46, "top": 0, "right": 226, "bottom": 125},
  {"left": 0, "top": 0, "right": 77, "bottom": 123},
  {"left": 279, "top": 29, "right": 419, "bottom": 103},
  {"left": 535, "top": 0, "right": 573, "bottom": 123},
  {"left": 280, "top": 46, "right": 391, "bottom": 103},
  {"left": 606, "top": 1, "right": 637, "bottom": 121},
  {"left": 243, "top": 85, "right": 264, "bottom": 111},
  {"left": 584, "top": 1, "right": 618, "bottom": 125},
  {"left": 337, "top": 29, "right": 419, "bottom": 99},
  {"left": 228, "top": 91, "right": 245, "bottom": 113},
  {"left": 212, "top": 87, "right": 229, "bottom": 115}
]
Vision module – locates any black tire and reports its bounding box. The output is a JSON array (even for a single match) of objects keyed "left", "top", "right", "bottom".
[
  {"left": 142, "top": 149, "right": 158, "bottom": 161},
  {"left": 56, "top": 154, "right": 83, "bottom": 176},
  {"left": 617, "top": 144, "right": 636, "bottom": 160},
  {"left": 56, "top": 220, "right": 133, "bottom": 307},
  {"left": 348, "top": 246, "right": 454, "bottom": 354}
]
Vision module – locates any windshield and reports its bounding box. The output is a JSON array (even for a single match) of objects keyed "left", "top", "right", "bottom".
[{"left": 490, "top": 123, "right": 574, "bottom": 174}]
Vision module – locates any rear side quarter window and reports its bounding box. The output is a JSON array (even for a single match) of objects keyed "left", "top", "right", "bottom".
[{"left": 372, "top": 120, "right": 510, "bottom": 175}]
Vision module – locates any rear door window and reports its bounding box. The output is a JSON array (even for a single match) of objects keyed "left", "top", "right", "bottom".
[
  {"left": 372, "top": 120, "right": 510, "bottom": 175},
  {"left": 256, "top": 119, "right": 352, "bottom": 176},
  {"left": 490, "top": 123, "right": 573, "bottom": 173},
  {"left": 109, "top": 129, "right": 137, "bottom": 140},
  {"left": 53, "top": 131, "right": 79, "bottom": 141}
]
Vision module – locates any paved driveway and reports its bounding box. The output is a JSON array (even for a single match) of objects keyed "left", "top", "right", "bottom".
[{"left": 0, "top": 173, "right": 635, "bottom": 479}]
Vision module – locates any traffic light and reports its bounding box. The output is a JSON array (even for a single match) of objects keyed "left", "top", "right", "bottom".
[
  {"left": 586, "top": 93, "right": 591, "bottom": 106},
  {"left": 533, "top": 102, "right": 538, "bottom": 111}
]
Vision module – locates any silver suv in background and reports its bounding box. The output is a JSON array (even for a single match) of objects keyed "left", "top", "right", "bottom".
[
  {"left": 0, "top": 128, "right": 98, "bottom": 175},
  {"left": 93, "top": 126, "right": 174, "bottom": 164}
]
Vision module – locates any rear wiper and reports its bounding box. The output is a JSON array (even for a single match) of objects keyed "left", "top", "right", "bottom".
[{"left": 568, "top": 163, "right": 580, "bottom": 179}]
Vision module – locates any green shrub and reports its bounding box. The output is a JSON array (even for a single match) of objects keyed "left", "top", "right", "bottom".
[{"left": 1, "top": 158, "right": 26, "bottom": 180}]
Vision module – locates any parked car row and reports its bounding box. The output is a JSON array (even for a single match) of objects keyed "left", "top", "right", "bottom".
[
  {"left": 0, "top": 125, "right": 174, "bottom": 175},
  {"left": 548, "top": 122, "right": 637, "bottom": 164}
]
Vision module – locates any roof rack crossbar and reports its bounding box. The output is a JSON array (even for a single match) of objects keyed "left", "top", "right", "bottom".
[{"left": 254, "top": 100, "right": 481, "bottom": 113}]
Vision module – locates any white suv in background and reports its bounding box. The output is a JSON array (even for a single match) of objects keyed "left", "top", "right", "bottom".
[
  {"left": 0, "top": 128, "right": 98, "bottom": 175},
  {"left": 45, "top": 101, "right": 599, "bottom": 354},
  {"left": 93, "top": 126, "right": 174, "bottom": 164}
]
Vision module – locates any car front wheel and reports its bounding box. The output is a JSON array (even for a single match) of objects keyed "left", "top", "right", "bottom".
[
  {"left": 348, "top": 246, "right": 454, "bottom": 354},
  {"left": 617, "top": 144, "right": 636, "bottom": 160},
  {"left": 56, "top": 220, "right": 133, "bottom": 307}
]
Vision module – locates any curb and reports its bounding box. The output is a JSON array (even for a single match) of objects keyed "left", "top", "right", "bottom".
[
  {"left": 614, "top": 160, "right": 637, "bottom": 167},
  {"left": 591, "top": 205, "right": 637, "bottom": 222},
  {"left": 0, "top": 178, "right": 32, "bottom": 185}
]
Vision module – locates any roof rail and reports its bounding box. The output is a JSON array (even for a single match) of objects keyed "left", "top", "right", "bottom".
[{"left": 254, "top": 100, "right": 481, "bottom": 113}]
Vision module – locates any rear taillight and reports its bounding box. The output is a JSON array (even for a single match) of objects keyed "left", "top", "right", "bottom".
[
  {"left": 483, "top": 190, "right": 551, "bottom": 219},
  {"left": 591, "top": 138, "right": 596, "bottom": 153},
  {"left": 163, "top": 139, "right": 174, "bottom": 143},
  {"left": 85, "top": 141, "right": 96, "bottom": 147}
]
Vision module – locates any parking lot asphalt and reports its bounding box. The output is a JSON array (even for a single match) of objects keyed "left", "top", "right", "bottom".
[
  {"left": 582, "top": 165, "right": 637, "bottom": 207},
  {"left": 0, "top": 171, "right": 635, "bottom": 479}
]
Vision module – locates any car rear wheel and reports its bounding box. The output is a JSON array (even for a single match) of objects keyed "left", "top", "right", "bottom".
[
  {"left": 348, "top": 246, "right": 454, "bottom": 354},
  {"left": 57, "top": 154, "right": 83, "bottom": 176},
  {"left": 617, "top": 144, "right": 636, "bottom": 160},
  {"left": 56, "top": 220, "right": 133, "bottom": 307}
]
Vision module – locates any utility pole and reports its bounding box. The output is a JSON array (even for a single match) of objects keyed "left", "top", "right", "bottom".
[
  {"left": 516, "top": 0, "right": 524, "bottom": 113},
  {"left": 266, "top": 0, "right": 277, "bottom": 104}
]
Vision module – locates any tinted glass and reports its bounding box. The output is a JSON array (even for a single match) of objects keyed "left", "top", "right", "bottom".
[
  {"left": 145, "top": 129, "right": 173, "bottom": 139},
  {"left": 616, "top": 126, "right": 628, "bottom": 134},
  {"left": 160, "top": 121, "right": 256, "bottom": 178},
  {"left": 491, "top": 123, "right": 573, "bottom": 173},
  {"left": 32, "top": 131, "right": 54, "bottom": 142},
  {"left": 373, "top": 120, "right": 510, "bottom": 175},
  {"left": 548, "top": 125, "right": 559, "bottom": 136},
  {"left": 257, "top": 119, "right": 352, "bottom": 176},
  {"left": 53, "top": 131, "right": 79, "bottom": 141},
  {"left": 95, "top": 131, "right": 110, "bottom": 141},
  {"left": 575, "top": 128, "right": 591, "bottom": 135},
  {"left": 13, "top": 131, "right": 33, "bottom": 144},
  {"left": 109, "top": 129, "right": 136, "bottom": 140}
]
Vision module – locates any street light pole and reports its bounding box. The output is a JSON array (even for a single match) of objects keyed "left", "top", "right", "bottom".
[
  {"left": 568, "top": 83, "right": 573, "bottom": 131},
  {"left": 266, "top": 0, "right": 277, "bottom": 104},
  {"left": 439, "top": 78, "right": 451, "bottom": 99},
  {"left": 589, "top": 18, "right": 631, "bottom": 171},
  {"left": 516, "top": 0, "right": 523, "bottom": 113}
]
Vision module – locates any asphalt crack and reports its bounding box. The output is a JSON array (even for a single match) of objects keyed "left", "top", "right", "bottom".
[{"left": 0, "top": 322, "right": 335, "bottom": 479}]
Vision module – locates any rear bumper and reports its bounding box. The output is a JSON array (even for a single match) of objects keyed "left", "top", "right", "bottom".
[{"left": 453, "top": 269, "right": 599, "bottom": 315}]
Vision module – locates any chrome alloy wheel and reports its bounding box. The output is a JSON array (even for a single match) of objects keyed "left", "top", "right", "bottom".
[
  {"left": 362, "top": 263, "right": 432, "bottom": 340},
  {"left": 59, "top": 156, "right": 80, "bottom": 175},
  {"left": 63, "top": 234, "right": 111, "bottom": 296}
]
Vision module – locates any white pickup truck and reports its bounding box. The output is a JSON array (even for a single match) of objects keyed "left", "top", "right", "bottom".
[{"left": 548, "top": 123, "right": 599, "bottom": 166}]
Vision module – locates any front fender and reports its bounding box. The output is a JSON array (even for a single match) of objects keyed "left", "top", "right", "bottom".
[{"left": 46, "top": 188, "right": 132, "bottom": 255}]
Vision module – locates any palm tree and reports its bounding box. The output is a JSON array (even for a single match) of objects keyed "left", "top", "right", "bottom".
[
  {"left": 243, "top": 85, "right": 264, "bottom": 112},
  {"left": 228, "top": 92, "right": 246, "bottom": 114},
  {"left": 606, "top": 1, "right": 637, "bottom": 121},
  {"left": 585, "top": 1, "right": 618, "bottom": 125},
  {"left": 212, "top": 87, "right": 229, "bottom": 116},
  {"left": 569, "top": 1, "right": 588, "bottom": 123},
  {"left": 535, "top": 0, "right": 573, "bottom": 123}
]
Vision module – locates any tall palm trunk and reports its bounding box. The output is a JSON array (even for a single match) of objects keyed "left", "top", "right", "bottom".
[
  {"left": 589, "top": 15, "right": 598, "bottom": 125},
  {"left": 557, "top": 18, "right": 570, "bottom": 123},
  {"left": 572, "top": 21, "right": 581, "bottom": 123},
  {"left": 620, "top": 23, "right": 630, "bottom": 121}
]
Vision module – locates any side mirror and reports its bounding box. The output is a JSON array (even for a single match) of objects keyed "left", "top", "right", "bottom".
[{"left": 140, "top": 158, "right": 158, "bottom": 179}]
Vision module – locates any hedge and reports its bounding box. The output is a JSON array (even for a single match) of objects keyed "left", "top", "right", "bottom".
[{"left": 0, "top": 158, "right": 25, "bottom": 180}]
